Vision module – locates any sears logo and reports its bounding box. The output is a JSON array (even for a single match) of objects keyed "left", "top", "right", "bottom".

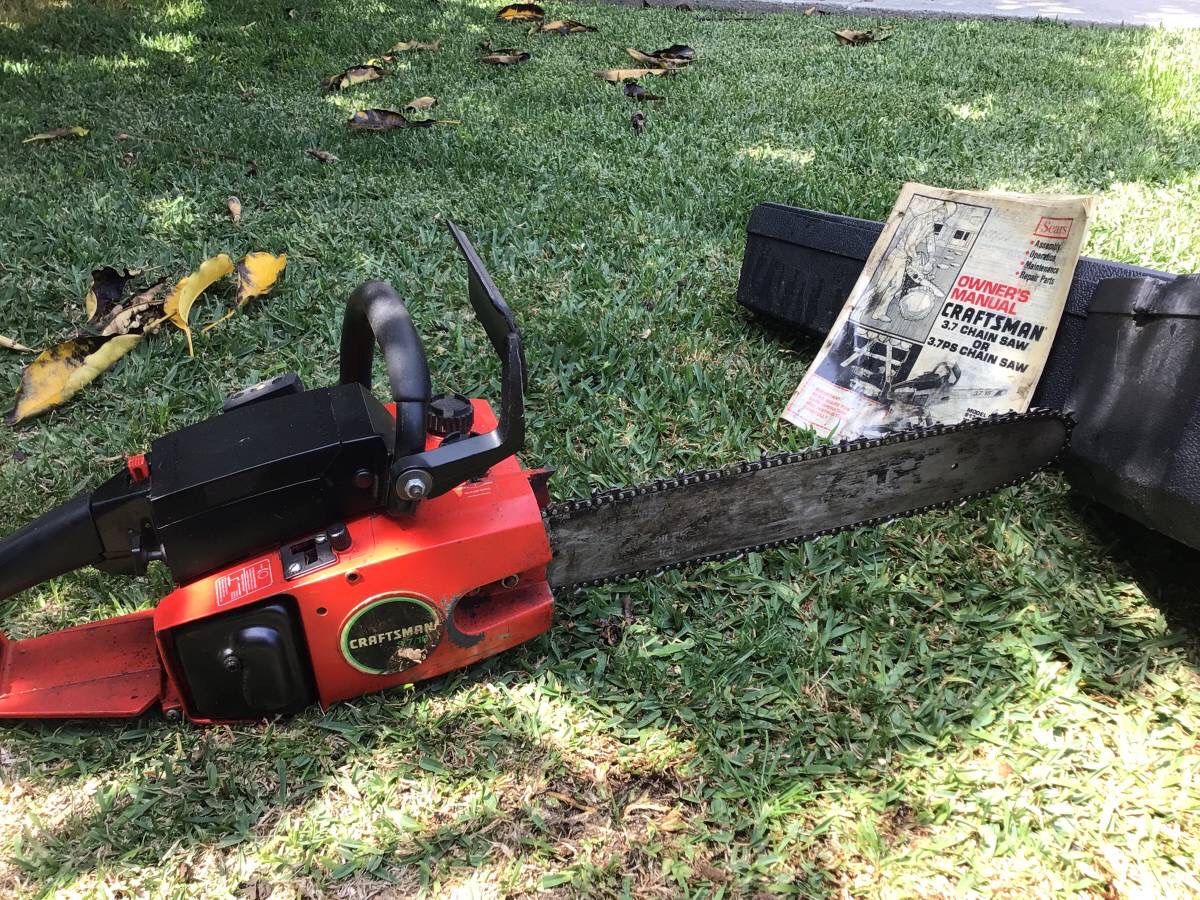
[{"left": 1033, "top": 217, "right": 1073, "bottom": 240}]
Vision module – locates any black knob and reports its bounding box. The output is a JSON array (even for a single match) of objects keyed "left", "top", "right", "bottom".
[
  {"left": 426, "top": 392, "right": 474, "bottom": 437},
  {"left": 328, "top": 522, "right": 352, "bottom": 552}
]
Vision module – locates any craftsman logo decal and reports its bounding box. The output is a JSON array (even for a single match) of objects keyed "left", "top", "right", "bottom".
[
  {"left": 341, "top": 596, "right": 442, "bottom": 675},
  {"left": 215, "top": 560, "right": 273, "bottom": 607}
]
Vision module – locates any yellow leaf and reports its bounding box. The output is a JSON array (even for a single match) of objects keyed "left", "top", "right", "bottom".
[
  {"left": 203, "top": 253, "right": 287, "bottom": 333},
  {"left": 22, "top": 126, "right": 88, "bottom": 143},
  {"left": 8, "top": 333, "right": 142, "bottom": 423},
  {"left": 237, "top": 252, "right": 287, "bottom": 304},
  {"left": 496, "top": 3, "right": 544, "bottom": 20},
  {"left": 163, "top": 254, "right": 234, "bottom": 355}
]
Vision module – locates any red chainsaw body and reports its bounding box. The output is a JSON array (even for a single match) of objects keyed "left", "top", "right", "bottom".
[{"left": 0, "top": 401, "right": 556, "bottom": 723}]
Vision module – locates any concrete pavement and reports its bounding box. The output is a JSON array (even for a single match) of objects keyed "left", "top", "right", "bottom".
[
  {"left": 809, "top": 0, "right": 1200, "bottom": 27},
  {"left": 631, "top": 0, "right": 1200, "bottom": 27}
]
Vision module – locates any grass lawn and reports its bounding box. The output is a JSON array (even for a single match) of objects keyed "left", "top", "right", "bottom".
[{"left": 2, "top": 0, "right": 1200, "bottom": 895}]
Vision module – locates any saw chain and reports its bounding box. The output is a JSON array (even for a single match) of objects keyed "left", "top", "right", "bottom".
[{"left": 544, "top": 408, "right": 1071, "bottom": 591}]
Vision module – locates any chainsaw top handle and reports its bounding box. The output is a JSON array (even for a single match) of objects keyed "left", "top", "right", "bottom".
[
  {"left": 338, "top": 280, "right": 432, "bottom": 460},
  {"left": 0, "top": 222, "right": 527, "bottom": 601}
]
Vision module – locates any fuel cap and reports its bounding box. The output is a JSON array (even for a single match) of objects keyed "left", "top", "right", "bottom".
[{"left": 426, "top": 392, "right": 474, "bottom": 437}]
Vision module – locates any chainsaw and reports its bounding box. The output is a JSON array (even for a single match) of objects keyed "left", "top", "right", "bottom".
[{"left": 0, "top": 224, "right": 1070, "bottom": 723}]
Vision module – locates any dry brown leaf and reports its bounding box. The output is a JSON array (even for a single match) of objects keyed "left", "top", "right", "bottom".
[
  {"left": 496, "top": 3, "right": 544, "bottom": 20},
  {"left": 693, "top": 861, "right": 729, "bottom": 883},
  {"left": 405, "top": 96, "right": 438, "bottom": 111},
  {"left": 535, "top": 18, "right": 596, "bottom": 33},
  {"left": 321, "top": 64, "right": 385, "bottom": 92},
  {"left": 226, "top": 196, "right": 242, "bottom": 224},
  {"left": 22, "top": 126, "right": 88, "bottom": 144},
  {"left": 305, "top": 148, "right": 338, "bottom": 163},
  {"left": 834, "top": 28, "right": 890, "bottom": 45},
  {"left": 100, "top": 279, "right": 169, "bottom": 337},
  {"left": 390, "top": 39, "right": 441, "bottom": 52},
  {"left": 481, "top": 49, "right": 530, "bottom": 65},
  {"left": 803, "top": 5, "right": 827, "bottom": 14},
  {"left": 0, "top": 336, "right": 33, "bottom": 353},
  {"left": 7, "top": 334, "right": 143, "bottom": 424},
  {"left": 594, "top": 67, "right": 673, "bottom": 82},
  {"left": 347, "top": 108, "right": 458, "bottom": 130},
  {"left": 84, "top": 266, "right": 136, "bottom": 322},
  {"left": 653, "top": 43, "right": 695, "bottom": 61},
  {"left": 657, "top": 806, "right": 686, "bottom": 832},
  {"left": 625, "top": 47, "right": 686, "bottom": 68},
  {"left": 163, "top": 254, "right": 234, "bottom": 355}
]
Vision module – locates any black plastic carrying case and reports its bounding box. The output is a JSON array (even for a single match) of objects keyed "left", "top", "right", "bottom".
[{"left": 737, "top": 201, "right": 1200, "bottom": 550}]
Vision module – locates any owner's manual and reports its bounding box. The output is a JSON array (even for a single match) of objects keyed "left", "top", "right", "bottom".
[{"left": 783, "top": 183, "right": 1091, "bottom": 439}]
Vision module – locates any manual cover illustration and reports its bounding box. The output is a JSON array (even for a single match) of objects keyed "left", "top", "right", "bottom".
[{"left": 783, "top": 183, "right": 1091, "bottom": 439}]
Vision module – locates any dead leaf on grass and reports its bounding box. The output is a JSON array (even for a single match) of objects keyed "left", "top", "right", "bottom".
[
  {"left": 203, "top": 252, "right": 287, "bottom": 332},
  {"left": 237, "top": 253, "right": 286, "bottom": 303},
  {"left": 804, "top": 5, "right": 827, "bottom": 14},
  {"left": 624, "top": 82, "right": 665, "bottom": 100},
  {"left": 594, "top": 67, "right": 673, "bottom": 82},
  {"left": 84, "top": 266, "right": 136, "bottom": 322},
  {"left": 535, "top": 18, "right": 595, "bottom": 33},
  {"left": 7, "top": 334, "right": 144, "bottom": 423},
  {"left": 0, "top": 336, "right": 33, "bottom": 353},
  {"left": 630, "top": 111, "right": 646, "bottom": 134},
  {"left": 100, "top": 278, "right": 169, "bottom": 337},
  {"left": 163, "top": 254, "right": 234, "bottom": 356},
  {"left": 305, "top": 148, "right": 338, "bottom": 162},
  {"left": 693, "top": 861, "right": 730, "bottom": 883},
  {"left": 226, "top": 196, "right": 242, "bottom": 224},
  {"left": 347, "top": 108, "right": 458, "bottom": 130},
  {"left": 496, "top": 3, "right": 544, "bottom": 21},
  {"left": 653, "top": 43, "right": 695, "bottom": 61},
  {"left": 22, "top": 126, "right": 88, "bottom": 144},
  {"left": 390, "top": 39, "right": 441, "bottom": 52},
  {"left": 321, "top": 64, "right": 384, "bottom": 92},
  {"left": 481, "top": 49, "right": 530, "bottom": 65},
  {"left": 833, "top": 28, "right": 890, "bottom": 45},
  {"left": 625, "top": 47, "right": 685, "bottom": 68},
  {"left": 405, "top": 96, "right": 438, "bottom": 111}
]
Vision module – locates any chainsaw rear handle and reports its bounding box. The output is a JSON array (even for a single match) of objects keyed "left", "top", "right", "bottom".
[
  {"left": 0, "top": 492, "right": 105, "bottom": 604},
  {"left": 339, "top": 280, "right": 432, "bottom": 458}
]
